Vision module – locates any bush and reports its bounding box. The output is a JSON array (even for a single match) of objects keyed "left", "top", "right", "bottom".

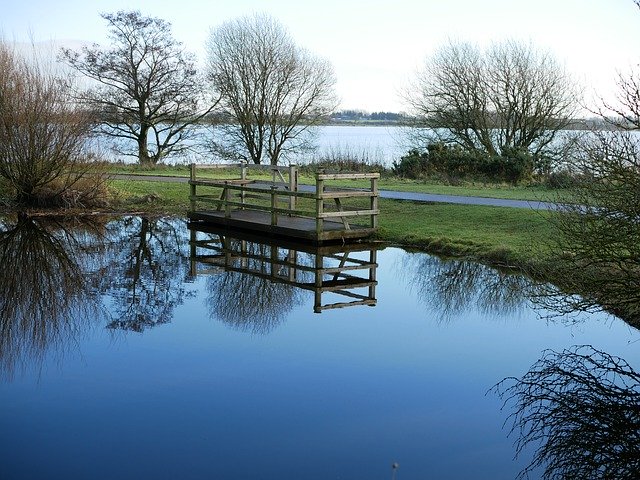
[
  {"left": 392, "top": 143, "right": 535, "bottom": 184},
  {"left": 303, "top": 145, "right": 388, "bottom": 174},
  {"left": 543, "top": 169, "right": 579, "bottom": 189},
  {"left": 391, "top": 149, "right": 427, "bottom": 178},
  {"left": 0, "top": 42, "right": 105, "bottom": 207}
]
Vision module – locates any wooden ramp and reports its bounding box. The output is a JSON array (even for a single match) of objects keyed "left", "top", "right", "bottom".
[{"left": 188, "top": 163, "right": 379, "bottom": 244}]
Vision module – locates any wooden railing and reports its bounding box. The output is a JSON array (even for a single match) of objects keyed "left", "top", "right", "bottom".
[
  {"left": 314, "top": 172, "right": 379, "bottom": 237},
  {"left": 188, "top": 162, "right": 379, "bottom": 240}
]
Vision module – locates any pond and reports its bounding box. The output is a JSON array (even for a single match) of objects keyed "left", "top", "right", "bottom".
[{"left": 0, "top": 215, "right": 638, "bottom": 479}]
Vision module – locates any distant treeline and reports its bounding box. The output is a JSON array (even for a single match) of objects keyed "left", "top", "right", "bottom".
[
  {"left": 328, "top": 110, "right": 411, "bottom": 124},
  {"left": 88, "top": 108, "right": 617, "bottom": 131}
]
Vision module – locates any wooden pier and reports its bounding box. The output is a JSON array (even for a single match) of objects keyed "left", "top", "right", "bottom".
[
  {"left": 187, "top": 162, "right": 379, "bottom": 243},
  {"left": 188, "top": 222, "right": 380, "bottom": 313}
]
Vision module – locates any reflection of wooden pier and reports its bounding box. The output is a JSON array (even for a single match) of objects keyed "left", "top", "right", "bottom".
[
  {"left": 188, "top": 223, "right": 380, "bottom": 313},
  {"left": 187, "top": 163, "right": 379, "bottom": 243}
]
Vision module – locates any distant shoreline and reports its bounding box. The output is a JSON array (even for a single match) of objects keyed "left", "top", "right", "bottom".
[{"left": 322, "top": 120, "right": 409, "bottom": 127}]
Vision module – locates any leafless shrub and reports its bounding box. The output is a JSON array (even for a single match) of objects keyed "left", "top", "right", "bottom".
[
  {"left": 0, "top": 215, "right": 107, "bottom": 378},
  {"left": 0, "top": 41, "right": 105, "bottom": 207},
  {"left": 305, "top": 144, "right": 388, "bottom": 173},
  {"left": 533, "top": 129, "right": 640, "bottom": 325},
  {"left": 492, "top": 346, "right": 640, "bottom": 479}
]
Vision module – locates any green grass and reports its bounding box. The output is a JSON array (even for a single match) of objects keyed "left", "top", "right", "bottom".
[
  {"left": 109, "top": 179, "right": 191, "bottom": 213},
  {"left": 109, "top": 163, "right": 569, "bottom": 202},
  {"left": 377, "top": 200, "right": 553, "bottom": 265}
]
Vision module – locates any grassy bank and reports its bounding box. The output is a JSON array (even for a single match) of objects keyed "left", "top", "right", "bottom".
[
  {"left": 378, "top": 200, "right": 552, "bottom": 265},
  {"left": 0, "top": 174, "right": 556, "bottom": 272}
]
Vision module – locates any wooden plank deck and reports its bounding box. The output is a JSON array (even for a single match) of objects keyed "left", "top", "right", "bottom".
[
  {"left": 188, "top": 209, "right": 376, "bottom": 243},
  {"left": 188, "top": 163, "right": 379, "bottom": 244}
]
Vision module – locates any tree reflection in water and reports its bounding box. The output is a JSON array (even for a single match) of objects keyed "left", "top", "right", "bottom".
[
  {"left": 0, "top": 215, "right": 197, "bottom": 377},
  {"left": 95, "top": 216, "right": 195, "bottom": 332},
  {"left": 400, "top": 253, "right": 530, "bottom": 320},
  {"left": 0, "top": 215, "right": 106, "bottom": 377},
  {"left": 204, "top": 239, "right": 305, "bottom": 334},
  {"left": 493, "top": 346, "right": 640, "bottom": 479}
]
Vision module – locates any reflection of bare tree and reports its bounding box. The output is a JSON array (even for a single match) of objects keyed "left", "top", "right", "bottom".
[
  {"left": 0, "top": 215, "right": 105, "bottom": 377},
  {"left": 94, "top": 216, "right": 194, "bottom": 332},
  {"left": 205, "top": 241, "right": 304, "bottom": 334},
  {"left": 401, "top": 254, "right": 530, "bottom": 320},
  {"left": 493, "top": 346, "right": 640, "bottom": 479}
]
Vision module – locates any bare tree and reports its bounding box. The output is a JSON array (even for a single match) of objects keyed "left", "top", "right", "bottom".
[
  {"left": 93, "top": 217, "right": 195, "bottom": 333},
  {"left": 595, "top": 2, "right": 640, "bottom": 129},
  {"left": 0, "top": 42, "right": 103, "bottom": 207},
  {"left": 534, "top": 0, "right": 640, "bottom": 324},
  {"left": 206, "top": 14, "right": 337, "bottom": 165},
  {"left": 493, "top": 346, "right": 640, "bottom": 480},
  {"left": 202, "top": 238, "right": 305, "bottom": 334},
  {"left": 61, "top": 11, "right": 217, "bottom": 164},
  {"left": 406, "top": 40, "right": 579, "bottom": 160},
  {"left": 398, "top": 253, "right": 530, "bottom": 322},
  {"left": 536, "top": 129, "right": 640, "bottom": 324}
]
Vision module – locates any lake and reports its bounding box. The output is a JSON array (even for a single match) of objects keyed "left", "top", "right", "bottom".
[
  {"left": 0, "top": 215, "right": 638, "bottom": 479},
  {"left": 310, "top": 125, "right": 407, "bottom": 165},
  {"left": 96, "top": 125, "right": 409, "bottom": 167}
]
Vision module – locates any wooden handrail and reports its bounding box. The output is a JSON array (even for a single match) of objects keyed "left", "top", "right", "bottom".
[{"left": 189, "top": 163, "right": 379, "bottom": 240}]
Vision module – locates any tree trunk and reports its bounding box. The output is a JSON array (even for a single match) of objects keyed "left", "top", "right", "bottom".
[{"left": 138, "top": 124, "right": 152, "bottom": 164}]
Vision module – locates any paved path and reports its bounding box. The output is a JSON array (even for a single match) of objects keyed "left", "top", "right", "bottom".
[{"left": 111, "top": 174, "right": 560, "bottom": 211}]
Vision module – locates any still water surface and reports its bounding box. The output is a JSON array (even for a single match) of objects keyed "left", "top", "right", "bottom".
[
  {"left": 97, "top": 125, "right": 407, "bottom": 166},
  {"left": 0, "top": 216, "right": 637, "bottom": 479}
]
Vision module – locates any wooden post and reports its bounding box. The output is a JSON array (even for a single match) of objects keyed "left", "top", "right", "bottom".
[
  {"left": 189, "top": 163, "right": 196, "bottom": 212},
  {"left": 270, "top": 244, "right": 278, "bottom": 277},
  {"left": 189, "top": 227, "right": 197, "bottom": 277},
  {"left": 371, "top": 175, "right": 379, "bottom": 229},
  {"left": 314, "top": 251, "right": 323, "bottom": 313},
  {"left": 222, "top": 235, "right": 232, "bottom": 266},
  {"left": 315, "top": 172, "right": 324, "bottom": 241},
  {"left": 368, "top": 248, "right": 377, "bottom": 306},
  {"left": 289, "top": 164, "right": 298, "bottom": 212},
  {"left": 271, "top": 185, "right": 278, "bottom": 226},
  {"left": 224, "top": 182, "right": 231, "bottom": 218},
  {"left": 288, "top": 250, "right": 297, "bottom": 281},
  {"left": 241, "top": 240, "right": 248, "bottom": 268},
  {"left": 240, "top": 160, "right": 247, "bottom": 181},
  {"left": 240, "top": 160, "right": 247, "bottom": 209}
]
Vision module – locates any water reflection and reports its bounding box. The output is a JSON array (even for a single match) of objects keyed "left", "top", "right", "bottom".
[
  {"left": 0, "top": 215, "right": 105, "bottom": 377},
  {"left": 188, "top": 224, "right": 379, "bottom": 333},
  {"left": 400, "top": 253, "right": 531, "bottom": 320},
  {"left": 0, "top": 215, "right": 194, "bottom": 377},
  {"left": 97, "top": 216, "right": 194, "bottom": 332},
  {"left": 493, "top": 346, "right": 640, "bottom": 479}
]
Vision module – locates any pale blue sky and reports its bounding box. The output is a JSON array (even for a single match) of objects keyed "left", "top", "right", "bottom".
[{"left": 2, "top": 0, "right": 639, "bottom": 111}]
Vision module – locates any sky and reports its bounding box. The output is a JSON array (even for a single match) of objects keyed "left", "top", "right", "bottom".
[{"left": 2, "top": 0, "right": 639, "bottom": 112}]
